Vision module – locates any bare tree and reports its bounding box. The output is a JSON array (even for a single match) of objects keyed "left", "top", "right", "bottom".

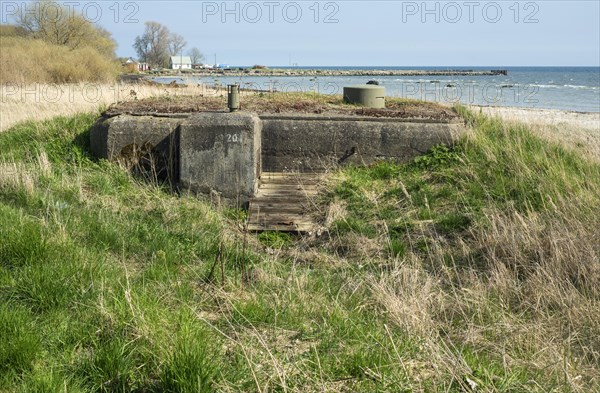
[
  {"left": 187, "top": 47, "right": 205, "bottom": 65},
  {"left": 133, "top": 21, "right": 171, "bottom": 68},
  {"left": 167, "top": 32, "right": 187, "bottom": 56},
  {"left": 14, "top": 0, "right": 116, "bottom": 57}
]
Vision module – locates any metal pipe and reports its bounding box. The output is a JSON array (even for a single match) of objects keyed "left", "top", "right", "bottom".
[{"left": 227, "top": 84, "right": 240, "bottom": 112}]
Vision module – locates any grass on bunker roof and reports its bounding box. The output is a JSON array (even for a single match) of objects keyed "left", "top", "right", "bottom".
[{"left": 104, "top": 90, "right": 460, "bottom": 121}]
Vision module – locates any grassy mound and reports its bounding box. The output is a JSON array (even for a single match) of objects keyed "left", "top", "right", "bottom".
[
  {"left": 319, "top": 107, "right": 600, "bottom": 390},
  {"left": 1, "top": 107, "right": 598, "bottom": 391}
]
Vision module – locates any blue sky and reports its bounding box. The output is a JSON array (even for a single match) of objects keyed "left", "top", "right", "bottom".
[{"left": 4, "top": 1, "right": 600, "bottom": 66}]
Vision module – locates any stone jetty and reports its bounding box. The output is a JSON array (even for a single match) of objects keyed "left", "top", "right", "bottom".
[{"left": 151, "top": 68, "right": 508, "bottom": 78}]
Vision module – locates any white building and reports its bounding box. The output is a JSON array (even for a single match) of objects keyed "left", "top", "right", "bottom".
[
  {"left": 124, "top": 57, "right": 149, "bottom": 72},
  {"left": 170, "top": 56, "right": 192, "bottom": 70}
]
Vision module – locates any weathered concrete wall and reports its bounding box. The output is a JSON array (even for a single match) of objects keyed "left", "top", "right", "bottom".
[
  {"left": 260, "top": 115, "right": 464, "bottom": 172},
  {"left": 90, "top": 115, "right": 182, "bottom": 183},
  {"left": 89, "top": 112, "right": 465, "bottom": 201},
  {"left": 179, "top": 112, "right": 261, "bottom": 205}
]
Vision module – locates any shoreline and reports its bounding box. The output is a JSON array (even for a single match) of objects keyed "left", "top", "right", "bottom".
[
  {"left": 468, "top": 104, "right": 600, "bottom": 159},
  {"left": 469, "top": 104, "right": 600, "bottom": 130},
  {"left": 138, "top": 69, "right": 508, "bottom": 78}
]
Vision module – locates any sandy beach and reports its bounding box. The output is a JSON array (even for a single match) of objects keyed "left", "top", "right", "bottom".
[{"left": 471, "top": 105, "right": 600, "bottom": 159}]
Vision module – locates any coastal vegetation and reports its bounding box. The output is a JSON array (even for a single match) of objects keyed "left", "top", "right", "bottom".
[
  {"left": 1, "top": 96, "right": 598, "bottom": 391},
  {"left": 0, "top": 35, "right": 119, "bottom": 84},
  {"left": 0, "top": 0, "right": 119, "bottom": 84},
  {"left": 0, "top": 83, "right": 209, "bottom": 132}
]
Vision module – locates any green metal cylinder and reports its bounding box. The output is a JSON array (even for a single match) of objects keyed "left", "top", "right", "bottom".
[
  {"left": 343, "top": 85, "right": 385, "bottom": 108},
  {"left": 227, "top": 84, "right": 240, "bottom": 111}
]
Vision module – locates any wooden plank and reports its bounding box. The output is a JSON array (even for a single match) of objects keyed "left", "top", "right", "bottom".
[
  {"left": 257, "top": 187, "right": 318, "bottom": 193},
  {"left": 248, "top": 204, "right": 311, "bottom": 214},
  {"left": 255, "top": 189, "right": 318, "bottom": 198},
  {"left": 247, "top": 215, "right": 315, "bottom": 224},
  {"left": 248, "top": 216, "right": 308, "bottom": 224},
  {"left": 258, "top": 183, "right": 319, "bottom": 191},
  {"left": 260, "top": 172, "right": 323, "bottom": 184},
  {"left": 259, "top": 177, "right": 322, "bottom": 185},
  {"left": 248, "top": 215, "right": 314, "bottom": 226},
  {"left": 247, "top": 223, "right": 315, "bottom": 232},
  {"left": 249, "top": 202, "right": 308, "bottom": 210},
  {"left": 247, "top": 172, "right": 323, "bottom": 232},
  {"left": 251, "top": 199, "right": 310, "bottom": 206},
  {"left": 259, "top": 172, "right": 323, "bottom": 178},
  {"left": 250, "top": 202, "right": 306, "bottom": 209},
  {"left": 250, "top": 210, "right": 312, "bottom": 218},
  {"left": 253, "top": 193, "right": 316, "bottom": 199},
  {"left": 247, "top": 224, "right": 315, "bottom": 232},
  {"left": 248, "top": 212, "right": 314, "bottom": 224}
]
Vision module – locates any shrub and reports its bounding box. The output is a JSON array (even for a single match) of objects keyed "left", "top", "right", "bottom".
[{"left": 0, "top": 36, "right": 119, "bottom": 83}]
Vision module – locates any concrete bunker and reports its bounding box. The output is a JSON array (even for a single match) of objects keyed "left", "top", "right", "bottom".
[{"left": 90, "top": 105, "right": 465, "bottom": 205}]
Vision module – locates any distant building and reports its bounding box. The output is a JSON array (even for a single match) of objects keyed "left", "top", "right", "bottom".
[
  {"left": 123, "top": 57, "right": 149, "bottom": 72},
  {"left": 170, "top": 56, "right": 192, "bottom": 70}
]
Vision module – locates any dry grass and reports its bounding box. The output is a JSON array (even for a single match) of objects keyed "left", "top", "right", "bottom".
[
  {"left": 104, "top": 90, "right": 458, "bottom": 121},
  {"left": 0, "top": 36, "right": 119, "bottom": 84},
  {"left": 313, "top": 107, "right": 600, "bottom": 390},
  {"left": 362, "top": 203, "right": 600, "bottom": 390},
  {"left": 472, "top": 105, "right": 600, "bottom": 160},
  {"left": 0, "top": 83, "right": 210, "bottom": 131}
]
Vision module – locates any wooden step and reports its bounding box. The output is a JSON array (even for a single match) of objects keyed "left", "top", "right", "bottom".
[
  {"left": 259, "top": 174, "right": 323, "bottom": 185},
  {"left": 258, "top": 183, "right": 319, "bottom": 190},
  {"left": 247, "top": 172, "right": 322, "bottom": 232}
]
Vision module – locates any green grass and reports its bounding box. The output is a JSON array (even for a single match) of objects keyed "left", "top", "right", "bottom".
[
  {"left": 327, "top": 106, "right": 599, "bottom": 262},
  {"left": 1, "top": 107, "right": 599, "bottom": 392}
]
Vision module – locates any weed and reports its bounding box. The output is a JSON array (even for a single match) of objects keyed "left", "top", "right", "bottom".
[
  {"left": 413, "top": 144, "right": 462, "bottom": 170},
  {"left": 257, "top": 231, "right": 294, "bottom": 248}
]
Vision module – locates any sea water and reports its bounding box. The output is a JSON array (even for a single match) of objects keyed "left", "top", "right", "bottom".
[{"left": 153, "top": 66, "right": 600, "bottom": 113}]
